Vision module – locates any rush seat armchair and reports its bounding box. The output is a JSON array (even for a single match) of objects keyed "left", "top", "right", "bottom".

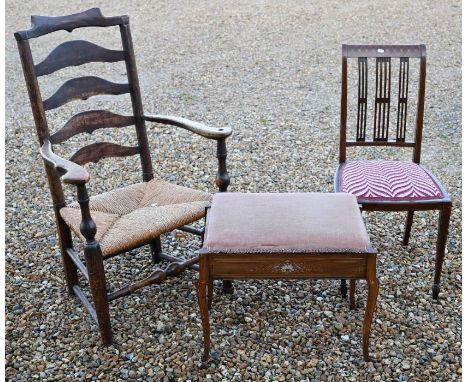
[{"left": 14, "top": 8, "right": 232, "bottom": 344}]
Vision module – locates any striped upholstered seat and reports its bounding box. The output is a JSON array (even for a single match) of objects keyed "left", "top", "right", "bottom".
[{"left": 337, "top": 160, "right": 444, "bottom": 202}]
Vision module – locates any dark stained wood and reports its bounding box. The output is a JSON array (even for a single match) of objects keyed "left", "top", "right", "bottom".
[
  {"left": 40, "top": 139, "right": 90, "bottom": 185},
  {"left": 15, "top": 8, "right": 231, "bottom": 345},
  {"left": 77, "top": 184, "right": 112, "bottom": 345},
  {"left": 14, "top": 8, "right": 127, "bottom": 40},
  {"left": 373, "top": 57, "right": 391, "bottom": 141},
  {"left": 73, "top": 285, "right": 98, "bottom": 323},
  {"left": 50, "top": 110, "right": 134, "bottom": 144},
  {"left": 66, "top": 248, "right": 89, "bottom": 281},
  {"left": 35, "top": 40, "right": 125, "bottom": 76},
  {"left": 363, "top": 253, "right": 379, "bottom": 361},
  {"left": 396, "top": 57, "right": 410, "bottom": 142},
  {"left": 356, "top": 57, "right": 368, "bottom": 141},
  {"left": 336, "top": 44, "right": 452, "bottom": 299},
  {"left": 43, "top": 76, "right": 129, "bottom": 110},
  {"left": 119, "top": 22, "right": 154, "bottom": 182},
  {"left": 107, "top": 256, "right": 199, "bottom": 301},
  {"left": 144, "top": 114, "right": 233, "bottom": 139},
  {"left": 70, "top": 142, "right": 140, "bottom": 165},
  {"left": 344, "top": 44, "right": 425, "bottom": 58}
]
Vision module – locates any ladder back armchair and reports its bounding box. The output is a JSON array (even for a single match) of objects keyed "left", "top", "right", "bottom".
[{"left": 14, "top": 8, "right": 232, "bottom": 345}]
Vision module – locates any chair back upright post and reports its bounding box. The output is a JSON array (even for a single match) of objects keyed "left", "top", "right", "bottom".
[{"left": 339, "top": 44, "right": 427, "bottom": 164}]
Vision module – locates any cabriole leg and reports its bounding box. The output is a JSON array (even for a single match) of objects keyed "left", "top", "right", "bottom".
[{"left": 363, "top": 254, "right": 379, "bottom": 362}]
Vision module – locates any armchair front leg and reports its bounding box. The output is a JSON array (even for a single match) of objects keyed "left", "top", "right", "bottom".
[{"left": 77, "top": 184, "right": 112, "bottom": 345}]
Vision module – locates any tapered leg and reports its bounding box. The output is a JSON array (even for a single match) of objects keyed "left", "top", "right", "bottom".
[
  {"left": 403, "top": 211, "right": 414, "bottom": 245},
  {"left": 340, "top": 279, "right": 347, "bottom": 298},
  {"left": 432, "top": 203, "right": 452, "bottom": 299},
  {"left": 197, "top": 280, "right": 211, "bottom": 361},
  {"left": 363, "top": 254, "right": 379, "bottom": 362},
  {"left": 349, "top": 280, "right": 357, "bottom": 310},
  {"left": 150, "top": 236, "right": 162, "bottom": 264},
  {"left": 85, "top": 243, "right": 112, "bottom": 345}
]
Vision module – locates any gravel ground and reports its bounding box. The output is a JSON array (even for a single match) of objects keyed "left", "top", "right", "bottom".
[{"left": 5, "top": 1, "right": 461, "bottom": 381}]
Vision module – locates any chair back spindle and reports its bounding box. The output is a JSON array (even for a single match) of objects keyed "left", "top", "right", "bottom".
[{"left": 339, "top": 44, "right": 426, "bottom": 164}]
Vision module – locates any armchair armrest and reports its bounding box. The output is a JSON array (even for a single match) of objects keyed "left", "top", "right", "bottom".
[
  {"left": 40, "top": 139, "right": 90, "bottom": 185},
  {"left": 143, "top": 114, "right": 232, "bottom": 139}
]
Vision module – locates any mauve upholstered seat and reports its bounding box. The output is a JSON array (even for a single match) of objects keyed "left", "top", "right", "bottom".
[
  {"left": 204, "top": 192, "right": 371, "bottom": 253},
  {"left": 337, "top": 160, "right": 444, "bottom": 202}
]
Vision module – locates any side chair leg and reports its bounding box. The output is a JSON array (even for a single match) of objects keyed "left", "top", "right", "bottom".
[
  {"left": 432, "top": 203, "right": 452, "bottom": 299},
  {"left": 403, "top": 211, "right": 414, "bottom": 246},
  {"left": 340, "top": 279, "right": 347, "bottom": 298},
  {"left": 363, "top": 254, "right": 379, "bottom": 362},
  {"left": 85, "top": 243, "right": 113, "bottom": 345},
  {"left": 150, "top": 236, "right": 163, "bottom": 264}
]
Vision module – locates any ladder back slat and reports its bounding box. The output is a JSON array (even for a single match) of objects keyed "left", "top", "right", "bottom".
[
  {"left": 43, "top": 76, "right": 129, "bottom": 110},
  {"left": 35, "top": 40, "right": 125, "bottom": 77},
  {"left": 70, "top": 142, "right": 140, "bottom": 165},
  {"left": 50, "top": 110, "right": 135, "bottom": 144},
  {"left": 14, "top": 8, "right": 127, "bottom": 41}
]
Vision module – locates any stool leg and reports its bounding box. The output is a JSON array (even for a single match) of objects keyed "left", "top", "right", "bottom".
[
  {"left": 349, "top": 280, "right": 357, "bottom": 310},
  {"left": 340, "top": 279, "right": 347, "bottom": 298},
  {"left": 197, "top": 280, "right": 211, "bottom": 362},
  {"left": 363, "top": 254, "right": 379, "bottom": 362},
  {"left": 208, "top": 278, "right": 214, "bottom": 310}
]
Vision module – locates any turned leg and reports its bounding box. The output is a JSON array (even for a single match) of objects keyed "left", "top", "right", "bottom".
[
  {"left": 150, "top": 236, "right": 162, "bottom": 264},
  {"left": 403, "top": 211, "right": 414, "bottom": 245},
  {"left": 432, "top": 203, "right": 452, "bottom": 299},
  {"left": 222, "top": 280, "right": 234, "bottom": 294},
  {"left": 340, "top": 279, "right": 347, "bottom": 298},
  {"left": 363, "top": 254, "right": 379, "bottom": 362},
  {"left": 349, "top": 280, "right": 357, "bottom": 310}
]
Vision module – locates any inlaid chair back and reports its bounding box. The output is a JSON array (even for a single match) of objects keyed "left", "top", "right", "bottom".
[
  {"left": 15, "top": 8, "right": 153, "bottom": 208},
  {"left": 339, "top": 44, "right": 426, "bottom": 164}
]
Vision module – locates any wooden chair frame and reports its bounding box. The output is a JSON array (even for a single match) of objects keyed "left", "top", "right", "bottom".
[
  {"left": 14, "top": 8, "right": 233, "bottom": 344},
  {"left": 335, "top": 44, "right": 452, "bottom": 300}
]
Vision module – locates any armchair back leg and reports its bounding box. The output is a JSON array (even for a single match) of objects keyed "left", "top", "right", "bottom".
[{"left": 150, "top": 236, "right": 162, "bottom": 264}]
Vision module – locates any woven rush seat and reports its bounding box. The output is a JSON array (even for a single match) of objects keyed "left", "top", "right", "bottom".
[
  {"left": 204, "top": 192, "right": 371, "bottom": 253},
  {"left": 60, "top": 179, "right": 212, "bottom": 257},
  {"left": 337, "top": 160, "right": 444, "bottom": 202}
]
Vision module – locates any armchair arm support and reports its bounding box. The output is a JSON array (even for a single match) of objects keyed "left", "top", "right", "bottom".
[
  {"left": 143, "top": 114, "right": 232, "bottom": 139},
  {"left": 40, "top": 139, "right": 90, "bottom": 185}
]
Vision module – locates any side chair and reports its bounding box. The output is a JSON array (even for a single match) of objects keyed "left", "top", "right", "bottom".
[
  {"left": 335, "top": 44, "right": 451, "bottom": 301},
  {"left": 14, "top": 8, "right": 232, "bottom": 345}
]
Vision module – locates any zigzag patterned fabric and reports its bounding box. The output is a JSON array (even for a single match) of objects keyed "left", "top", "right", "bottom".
[{"left": 338, "top": 160, "right": 443, "bottom": 201}]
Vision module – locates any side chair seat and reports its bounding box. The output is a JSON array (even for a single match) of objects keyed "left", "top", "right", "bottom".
[
  {"left": 336, "top": 160, "right": 445, "bottom": 202},
  {"left": 60, "top": 179, "right": 212, "bottom": 257}
]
